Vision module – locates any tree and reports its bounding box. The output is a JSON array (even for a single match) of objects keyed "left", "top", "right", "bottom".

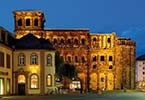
[
  {"left": 60, "top": 63, "right": 77, "bottom": 79},
  {"left": 55, "top": 51, "right": 77, "bottom": 80}
]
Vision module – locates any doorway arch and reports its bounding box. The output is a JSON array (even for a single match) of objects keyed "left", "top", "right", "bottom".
[{"left": 17, "top": 75, "right": 26, "bottom": 95}]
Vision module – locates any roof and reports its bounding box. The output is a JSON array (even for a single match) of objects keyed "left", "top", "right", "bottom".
[
  {"left": 14, "top": 33, "right": 55, "bottom": 50},
  {"left": 44, "top": 28, "right": 90, "bottom": 31},
  {"left": 136, "top": 54, "right": 145, "bottom": 60}
]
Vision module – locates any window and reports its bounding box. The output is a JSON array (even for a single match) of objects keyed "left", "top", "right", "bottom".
[
  {"left": 75, "top": 56, "right": 78, "bottom": 62},
  {"left": 67, "top": 39, "right": 71, "bottom": 44},
  {"left": 143, "top": 67, "right": 145, "bottom": 70},
  {"left": 67, "top": 56, "right": 71, "bottom": 63},
  {"left": 81, "top": 39, "right": 85, "bottom": 45},
  {"left": 107, "top": 38, "right": 111, "bottom": 43},
  {"left": 30, "top": 74, "right": 38, "bottom": 89},
  {"left": 53, "top": 39, "right": 57, "bottom": 45},
  {"left": 18, "top": 19, "right": 22, "bottom": 26},
  {"left": 143, "top": 72, "right": 145, "bottom": 75},
  {"left": 34, "top": 18, "right": 38, "bottom": 26},
  {"left": 0, "top": 52, "right": 4, "bottom": 67},
  {"left": 6, "top": 54, "right": 10, "bottom": 68},
  {"left": 93, "top": 65, "right": 97, "bottom": 69},
  {"left": 81, "top": 56, "right": 85, "bottom": 63},
  {"left": 109, "top": 65, "right": 113, "bottom": 69},
  {"left": 60, "top": 39, "right": 64, "bottom": 44},
  {"left": 0, "top": 78, "right": 4, "bottom": 95},
  {"left": 31, "top": 53, "right": 38, "bottom": 65},
  {"left": 100, "top": 56, "right": 104, "bottom": 61},
  {"left": 101, "top": 77, "right": 104, "bottom": 82},
  {"left": 109, "top": 56, "right": 112, "bottom": 61},
  {"left": 93, "top": 38, "right": 96, "bottom": 42},
  {"left": 18, "top": 54, "right": 25, "bottom": 65},
  {"left": 47, "top": 74, "right": 52, "bottom": 86},
  {"left": 74, "top": 39, "right": 78, "bottom": 45},
  {"left": 47, "top": 54, "right": 52, "bottom": 66},
  {"left": 6, "top": 78, "right": 10, "bottom": 94},
  {"left": 26, "top": 18, "right": 30, "bottom": 26},
  {"left": 93, "top": 56, "right": 97, "bottom": 62}
]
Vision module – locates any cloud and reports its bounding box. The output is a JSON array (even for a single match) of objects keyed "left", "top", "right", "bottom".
[{"left": 121, "top": 25, "right": 145, "bottom": 57}]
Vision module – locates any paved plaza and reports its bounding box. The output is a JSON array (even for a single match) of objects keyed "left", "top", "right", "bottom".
[{"left": 0, "top": 92, "right": 145, "bottom": 100}]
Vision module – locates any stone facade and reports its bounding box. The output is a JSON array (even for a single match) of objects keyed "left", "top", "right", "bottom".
[{"left": 13, "top": 10, "right": 136, "bottom": 92}]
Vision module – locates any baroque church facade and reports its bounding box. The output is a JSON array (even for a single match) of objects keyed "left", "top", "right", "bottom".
[
  {"left": 14, "top": 10, "right": 136, "bottom": 92},
  {"left": 0, "top": 10, "right": 136, "bottom": 95}
]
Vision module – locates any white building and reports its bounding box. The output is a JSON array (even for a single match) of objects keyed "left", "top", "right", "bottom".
[{"left": 136, "top": 54, "right": 145, "bottom": 90}]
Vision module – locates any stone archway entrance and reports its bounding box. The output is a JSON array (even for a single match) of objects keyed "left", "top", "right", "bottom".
[{"left": 17, "top": 75, "right": 26, "bottom": 95}]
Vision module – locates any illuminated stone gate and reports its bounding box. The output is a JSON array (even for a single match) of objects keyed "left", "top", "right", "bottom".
[{"left": 13, "top": 10, "right": 136, "bottom": 92}]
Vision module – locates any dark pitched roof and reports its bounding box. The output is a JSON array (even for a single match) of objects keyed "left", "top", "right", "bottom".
[
  {"left": 136, "top": 54, "right": 145, "bottom": 60},
  {"left": 15, "top": 33, "right": 55, "bottom": 50}
]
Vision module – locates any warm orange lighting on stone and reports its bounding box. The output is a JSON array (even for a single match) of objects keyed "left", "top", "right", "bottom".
[{"left": 29, "top": 65, "right": 39, "bottom": 73}]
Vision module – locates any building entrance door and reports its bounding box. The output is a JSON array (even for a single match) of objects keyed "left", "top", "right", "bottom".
[
  {"left": 17, "top": 75, "right": 26, "bottom": 95},
  {"left": 18, "top": 84, "right": 25, "bottom": 95}
]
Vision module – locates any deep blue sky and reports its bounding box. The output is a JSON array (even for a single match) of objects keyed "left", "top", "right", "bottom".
[{"left": 0, "top": 0, "right": 145, "bottom": 57}]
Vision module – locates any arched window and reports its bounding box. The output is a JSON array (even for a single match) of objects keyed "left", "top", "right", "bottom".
[
  {"left": 74, "top": 39, "right": 78, "bottom": 45},
  {"left": 81, "top": 39, "right": 85, "bottom": 45},
  {"left": 34, "top": 18, "right": 38, "bottom": 26},
  {"left": 93, "top": 65, "right": 97, "bottom": 69},
  {"left": 109, "top": 65, "right": 113, "bottom": 69},
  {"left": 26, "top": 18, "right": 30, "bottom": 26},
  {"left": 60, "top": 39, "right": 64, "bottom": 44},
  {"left": 18, "top": 53, "right": 25, "bottom": 65},
  {"left": 47, "top": 74, "right": 52, "bottom": 86},
  {"left": 100, "top": 56, "right": 104, "bottom": 61},
  {"left": 67, "top": 56, "right": 71, "bottom": 63},
  {"left": 30, "top": 74, "right": 39, "bottom": 88},
  {"left": 81, "top": 56, "right": 85, "bottom": 63},
  {"left": 107, "top": 38, "right": 111, "bottom": 43},
  {"left": 47, "top": 54, "right": 52, "bottom": 66},
  {"left": 53, "top": 39, "right": 57, "bottom": 45},
  {"left": 93, "top": 38, "right": 96, "bottom": 42},
  {"left": 18, "top": 19, "right": 22, "bottom": 26},
  {"left": 31, "top": 53, "right": 38, "bottom": 65},
  {"left": 75, "top": 56, "right": 78, "bottom": 62},
  {"left": 67, "top": 39, "right": 71, "bottom": 44},
  {"left": 93, "top": 56, "right": 97, "bottom": 62},
  {"left": 109, "top": 56, "right": 113, "bottom": 61}
]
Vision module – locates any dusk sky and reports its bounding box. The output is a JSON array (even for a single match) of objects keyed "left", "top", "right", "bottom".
[{"left": 0, "top": 0, "right": 145, "bottom": 57}]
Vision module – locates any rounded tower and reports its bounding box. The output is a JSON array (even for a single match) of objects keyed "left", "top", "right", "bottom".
[{"left": 13, "top": 10, "right": 45, "bottom": 39}]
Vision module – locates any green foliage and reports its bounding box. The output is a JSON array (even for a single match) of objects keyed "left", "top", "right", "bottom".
[
  {"left": 55, "top": 51, "right": 64, "bottom": 73},
  {"left": 55, "top": 51, "right": 77, "bottom": 80},
  {"left": 60, "top": 63, "right": 77, "bottom": 79}
]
